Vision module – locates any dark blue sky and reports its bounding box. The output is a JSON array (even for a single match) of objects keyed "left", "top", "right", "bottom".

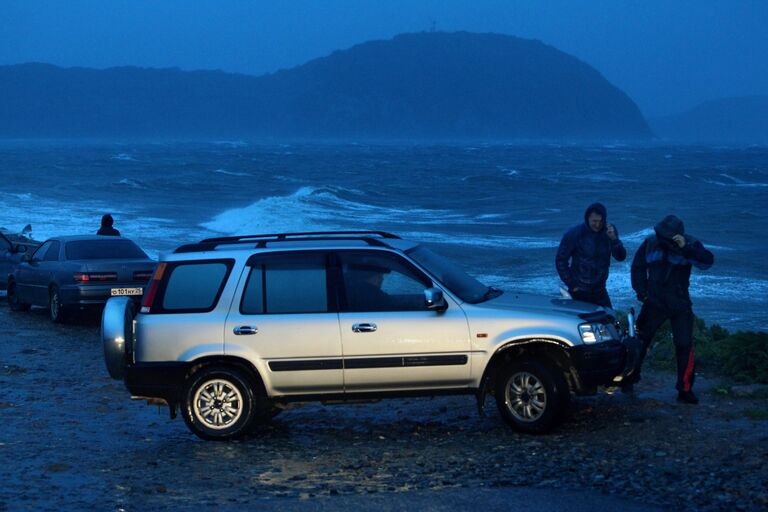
[{"left": 1, "top": 0, "right": 766, "bottom": 117}]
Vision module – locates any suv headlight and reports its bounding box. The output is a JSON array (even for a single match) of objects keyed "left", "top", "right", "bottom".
[{"left": 578, "top": 323, "right": 616, "bottom": 343}]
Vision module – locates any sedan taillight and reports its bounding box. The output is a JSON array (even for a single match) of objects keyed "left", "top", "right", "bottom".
[{"left": 74, "top": 272, "right": 118, "bottom": 282}]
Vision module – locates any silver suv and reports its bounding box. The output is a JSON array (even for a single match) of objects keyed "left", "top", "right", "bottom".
[{"left": 103, "top": 231, "right": 638, "bottom": 440}]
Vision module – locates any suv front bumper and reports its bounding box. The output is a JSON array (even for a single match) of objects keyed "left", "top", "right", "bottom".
[{"left": 570, "top": 336, "right": 640, "bottom": 388}]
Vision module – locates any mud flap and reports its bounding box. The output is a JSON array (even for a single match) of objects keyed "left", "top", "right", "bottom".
[{"left": 475, "top": 377, "right": 489, "bottom": 416}]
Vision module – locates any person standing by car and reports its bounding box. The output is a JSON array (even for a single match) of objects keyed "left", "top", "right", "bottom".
[
  {"left": 628, "top": 214, "right": 714, "bottom": 403},
  {"left": 555, "top": 203, "right": 626, "bottom": 307},
  {"left": 97, "top": 214, "right": 120, "bottom": 236}
]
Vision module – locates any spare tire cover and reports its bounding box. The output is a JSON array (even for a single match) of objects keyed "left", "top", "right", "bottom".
[{"left": 102, "top": 296, "right": 135, "bottom": 380}]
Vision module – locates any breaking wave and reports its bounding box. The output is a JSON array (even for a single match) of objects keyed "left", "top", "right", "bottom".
[{"left": 200, "top": 186, "right": 513, "bottom": 235}]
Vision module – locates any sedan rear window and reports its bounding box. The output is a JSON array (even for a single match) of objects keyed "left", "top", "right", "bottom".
[{"left": 65, "top": 240, "right": 148, "bottom": 260}]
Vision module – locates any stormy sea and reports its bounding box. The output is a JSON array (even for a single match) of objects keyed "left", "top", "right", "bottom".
[{"left": 1, "top": 140, "right": 765, "bottom": 331}]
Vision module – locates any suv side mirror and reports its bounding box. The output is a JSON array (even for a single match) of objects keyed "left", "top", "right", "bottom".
[
  {"left": 21, "top": 253, "right": 32, "bottom": 262},
  {"left": 14, "top": 244, "right": 28, "bottom": 254},
  {"left": 424, "top": 287, "right": 448, "bottom": 312}
]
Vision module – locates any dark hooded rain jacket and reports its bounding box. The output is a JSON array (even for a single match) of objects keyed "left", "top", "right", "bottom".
[{"left": 556, "top": 203, "right": 626, "bottom": 293}]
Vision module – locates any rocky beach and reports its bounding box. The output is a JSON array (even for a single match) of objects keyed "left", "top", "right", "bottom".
[{"left": 0, "top": 300, "right": 766, "bottom": 511}]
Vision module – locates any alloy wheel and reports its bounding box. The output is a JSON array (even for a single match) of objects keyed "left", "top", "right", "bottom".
[
  {"left": 192, "top": 379, "right": 244, "bottom": 429},
  {"left": 504, "top": 371, "right": 547, "bottom": 422}
]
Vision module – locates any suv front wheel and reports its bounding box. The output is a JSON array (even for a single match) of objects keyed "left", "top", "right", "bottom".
[
  {"left": 494, "top": 359, "right": 568, "bottom": 434},
  {"left": 182, "top": 366, "right": 256, "bottom": 440}
]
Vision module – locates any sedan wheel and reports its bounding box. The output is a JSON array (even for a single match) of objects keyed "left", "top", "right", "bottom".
[{"left": 49, "top": 286, "right": 67, "bottom": 323}]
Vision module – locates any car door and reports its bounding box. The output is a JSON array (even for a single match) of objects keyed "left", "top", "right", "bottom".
[
  {"left": 336, "top": 250, "right": 472, "bottom": 393},
  {"left": 16, "top": 240, "right": 56, "bottom": 305},
  {"left": 223, "top": 251, "right": 344, "bottom": 396},
  {"left": 0, "top": 233, "right": 13, "bottom": 287}
]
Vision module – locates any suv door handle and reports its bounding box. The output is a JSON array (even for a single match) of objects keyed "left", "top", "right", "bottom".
[
  {"left": 352, "top": 323, "right": 377, "bottom": 333},
  {"left": 233, "top": 325, "right": 258, "bottom": 335}
]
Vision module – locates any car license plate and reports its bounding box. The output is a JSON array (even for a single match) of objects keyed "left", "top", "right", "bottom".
[{"left": 111, "top": 287, "right": 143, "bottom": 296}]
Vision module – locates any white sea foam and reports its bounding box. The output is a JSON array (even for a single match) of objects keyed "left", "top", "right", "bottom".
[
  {"left": 621, "top": 228, "right": 655, "bottom": 243},
  {"left": 400, "top": 231, "right": 557, "bottom": 250},
  {"left": 585, "top": 172, "right": 638, "bottom": 183},
  {"left": 117, "top": 178, "right": 148, "bottom": 189},
  {"left": 273, "top": 175, "right": 303, "bottom": 183},
  {"left": 0, "top": 194, "right": 179, "bottom": 255},
  {"left": 111, "top": 153, "right": 136, "bottom": 161},
  {"left": 474, "top": 270, "right": 768, "bottom": 311},
  {"left": 213, "top": 140, "right": 249, "bottom": 148},
  {"left": 508, "top": 219, "right": 546, "bottom": 225},
  {"left": 213, "top": 169, "right": 251, "bottom": 177},
  {"left": 704, "top": 174, "right": 768, "bottom": 187},
  {"left": 497, "top": 166, "right": 520, "bottom": 177}
]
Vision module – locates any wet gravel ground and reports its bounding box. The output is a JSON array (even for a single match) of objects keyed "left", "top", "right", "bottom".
[{"left": 0, "top": 302, "right": 766, "bottom": 511}]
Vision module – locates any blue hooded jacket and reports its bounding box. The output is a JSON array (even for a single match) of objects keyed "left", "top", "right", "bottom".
[{"left": 555, "top": 203, "right": 626, "bottom": 292}]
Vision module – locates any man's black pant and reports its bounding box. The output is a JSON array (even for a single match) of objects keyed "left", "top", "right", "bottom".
[
  {"left": 634, "top": 302, "right": 696, "bottom": 392},
  {"left": 570, "top": 287, "right": 612, "bottom": 308}
]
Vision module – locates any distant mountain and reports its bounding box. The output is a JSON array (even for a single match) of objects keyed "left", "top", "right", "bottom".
[
  {"left": 0, "top": 32, "right": 651, "bottom": 140},
  {"left": 651, "top": 96, "right": 768, "bottom": 144}
]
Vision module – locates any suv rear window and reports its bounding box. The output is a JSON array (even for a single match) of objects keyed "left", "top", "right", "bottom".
[
  {"left": 162, "top": 261, "right": 231, "bottom": 312},
  {"left": 66, "top": 239, "right": 148, "bottom": 260},
  {"left": 241, "top": 253, "right": 328, "bottom": 314}
]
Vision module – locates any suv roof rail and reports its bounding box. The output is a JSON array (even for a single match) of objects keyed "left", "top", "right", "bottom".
[
  {"left": 172, "top": 231, "right": 401, "bottom": 254},
  {"left": 201, "top": 230, "right": 400, "bottom": 244}
]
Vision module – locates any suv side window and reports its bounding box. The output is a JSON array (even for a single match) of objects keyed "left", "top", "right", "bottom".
[
  {"left": 338, "top": 251, "right": 432, "bottom": 312},
  {"left": 43, "top": 241, "right": 60, "bottom": 261},
  {"left": 241, "top": 252, "right": 328, "bottom": 314},
  {"left": 161, "top": 261, "right": 232, "bottom": 312}
]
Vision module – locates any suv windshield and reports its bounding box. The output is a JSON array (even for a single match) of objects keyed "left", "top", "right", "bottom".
[
  {"left": 65, "top": 239, "right": 148, "bottom": 260},
  {"left": 406, "top": 245, "right": 498, "bottom": 303}
]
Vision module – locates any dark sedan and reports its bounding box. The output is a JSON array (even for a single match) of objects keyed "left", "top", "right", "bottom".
[{"left": 7, "top": 235, "right": 156, "bottom": 323}]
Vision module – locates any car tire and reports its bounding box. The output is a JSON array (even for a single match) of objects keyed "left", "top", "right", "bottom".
[
  {"left": 7, "top": 280, "right": 31, "bottom": 312},
  {"left": 49, "top": 285, "right": 68, "bottom": 323},
  {"left": 182, "top": 366, "right": 256, "bottom": 441},
  {"left": 494, "top": 359, "right": 567, "bottom": 434}
]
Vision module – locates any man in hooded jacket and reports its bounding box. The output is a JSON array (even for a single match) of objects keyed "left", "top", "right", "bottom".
[
  {"left": 629, "top": 214, "right": 714, "bottom": 404},
  {"left": 97, "top": 214, "right": 120, "bottom": 237},
  {"left": 556, "top": 203, "right": 626, "bottom": 308}
]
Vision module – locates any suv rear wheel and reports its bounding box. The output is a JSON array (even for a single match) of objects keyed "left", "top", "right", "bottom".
[
  {"left": 494, "top": 359, "right": 568, "bottom": 434},
  {"left": 182, "top": 366, "right": 256, "bottom": 440}
]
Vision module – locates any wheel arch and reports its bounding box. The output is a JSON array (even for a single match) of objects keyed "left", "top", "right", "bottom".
[
  {"left": 480, "top": 338, "right": 577, "bottom": 398},
  {"left": 185, "top": 355, "right": 267, "bottom": 397}
]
